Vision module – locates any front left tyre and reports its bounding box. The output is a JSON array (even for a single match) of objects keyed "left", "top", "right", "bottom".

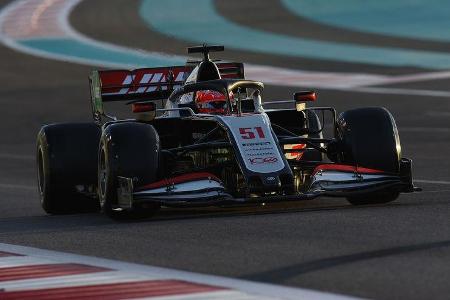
[{"left": 36, "top": 123, "right": 101, "bottom": 214}]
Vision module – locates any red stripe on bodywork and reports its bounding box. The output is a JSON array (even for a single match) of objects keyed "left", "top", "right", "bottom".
[
  {"left": 313, "top": 164, "right": 386, "bottom": 175},
  {"left": 138, "top": 172, "right": 221, "bottom": 190},
  {"left": 0, "top": 251, "right": 23, "bottom": 257},
  {"left": 0, "top": 264, "right": 110, "bottom": 282},
  {"left": 0, "top": 280, "right": 225, "bottom": 300}
]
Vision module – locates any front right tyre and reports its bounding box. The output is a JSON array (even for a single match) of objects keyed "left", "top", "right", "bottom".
[{"left": 336, "top": 107, "right": 401, "bottom": 205}]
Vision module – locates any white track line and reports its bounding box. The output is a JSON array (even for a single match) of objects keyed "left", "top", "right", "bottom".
[
  {"left": 0, "top": 243, "right": 355, "bottom": 300},
  {"left": 398, "top": 127, "right": 450, "bottom": 133},
  {"left": 0, "top": 256, "right": 57, "bottom": 268},
  {"left": 415, "top": 180, "right": 450, "bottom": 185},
  {"left": 425, "top": 111, "right": 450, "bottom": 117},
  {"left": 1, "top": 0, "right": 450, "bottom": 97},
  {"left": 137, "top": 291, "right": 273, "bottom": 300},
  {"left": 0, "top": 183, "right": 36, "bottom": 191},
  {"left": 349, "top": 86, "right": 450, "bottom": 97},
  {"left": 0, "top": 0, "right": 187, "bottom": 69}
]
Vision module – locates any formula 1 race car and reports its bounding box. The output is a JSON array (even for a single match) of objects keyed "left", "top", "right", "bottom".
[{"left": 36, "top": 45, "right": 419, "bottom": 218}]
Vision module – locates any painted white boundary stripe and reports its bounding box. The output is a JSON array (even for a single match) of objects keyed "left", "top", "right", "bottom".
[
  {"left": 0, "top": 256, "right": 58, "bottom": 268},
  {"left": 0, "top": 0, "right": 187, "bottom": 69},
  {"left": 399, "top": 127, "right": 450, "bottom": 133},
  {"left": 415, "top": 180, "right": 450, "bottom": 185},
  {"left": 426, "top": 111, "right": 450, "bottom": 117},
  {"left": 0, "top": 153, "right": 34, "bottom": 160},
  {"left": 1, "top": 0, "right": 450, "bottom": 97},
  {"left": 0, "top": 243, "right": 355, "bottom": 299},
  {"left": 0, "top": 183, "right": 36, "bottom": 191},
  {"left": 349, "top": 86, "right": 450, "bottom": 98},
  {"left": 136, "top": 290, "right": 272, "bottom": 300}
]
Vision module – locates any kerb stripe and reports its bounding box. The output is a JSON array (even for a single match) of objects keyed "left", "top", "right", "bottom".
[
  {"left": 0, "top": 279, "right": 225, "bottom": 300},
  {"left": 0, "top": 264, "right": 110, "bottom": 282}
]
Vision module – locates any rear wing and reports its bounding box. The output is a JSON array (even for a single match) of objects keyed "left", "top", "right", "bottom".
[{"left": 89, "top": 63, "right": 244, "bottom": 121}]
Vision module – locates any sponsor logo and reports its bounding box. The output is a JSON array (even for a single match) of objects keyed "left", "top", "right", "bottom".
[
  {"left": 247, "top": 152, "right": 275, "bottom": 157},
  {"left": 242, "top": 142, "right": 271, "bottom": 146},
  {"left": 102, "top": 70, "right": 185, "bottom": 95},
  {"left": 248, "top": 157, "right": 278, "bottom": 165}
]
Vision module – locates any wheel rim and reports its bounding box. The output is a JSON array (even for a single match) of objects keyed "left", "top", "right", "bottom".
[
  {"left": 37, "top": 147, "right": 45, "bottom": 201},
  {"left": 98, "top": 147, "right": 107, "bottom": 207}
]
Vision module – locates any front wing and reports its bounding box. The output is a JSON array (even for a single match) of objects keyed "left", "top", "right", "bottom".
[{"left": 115, "top": 160, "right": 419, "bottom": 210}]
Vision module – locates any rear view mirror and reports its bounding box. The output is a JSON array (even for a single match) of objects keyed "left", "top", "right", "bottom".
[
  {"left": 132, "top": 102, "right": 156, "bottom": 113},
  {"left": 294, "top": 91, "right": 316, "bottom": 111},
  {"left": 294, "top": 91, "right": 316, "bottom": 102},
  {"left": 132, "top": 102, "right": 156, "bottom": 121}
]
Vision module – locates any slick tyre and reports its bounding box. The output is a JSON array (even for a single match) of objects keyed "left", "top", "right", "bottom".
[
  {"left": 36, "top": 123, "right": 101, "bottom": 214},
  {"left": 337, "top": 107, "right": 401, "bottom": 205},
  {"left": 98, "top": 122, "right": 161, "bottom": 219}
]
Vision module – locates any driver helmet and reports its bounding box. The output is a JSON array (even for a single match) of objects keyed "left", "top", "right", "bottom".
[{"left": 195, "top": 90, "right": 232, "bottom": 114}]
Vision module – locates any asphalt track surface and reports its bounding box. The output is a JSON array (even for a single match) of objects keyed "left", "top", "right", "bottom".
[{"left": 1, "top": 0, "right": 450, "bottom": 299}]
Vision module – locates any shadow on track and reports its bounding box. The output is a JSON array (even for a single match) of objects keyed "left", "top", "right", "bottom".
[
  {"left": 1, "top": 192, "right": 446, "bottom": 235},
  {"left": 0, "top": 199, "right": 356, "bottom": 234},
  {"left": 241, "top": 239, "right": 450, "bottom": 283}
]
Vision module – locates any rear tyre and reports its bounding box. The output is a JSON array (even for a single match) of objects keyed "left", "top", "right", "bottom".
[
  {"left": 98, "top": 122, "right": 161, "bottom": 219},
  {"left": 36, "top": 123, "right": 101, "bottom": 214},
  {"left": 337, "top": 107, "right": 401, "bottom": 205}
]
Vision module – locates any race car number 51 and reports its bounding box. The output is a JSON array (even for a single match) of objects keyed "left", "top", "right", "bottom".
[{"left": 239, "top": 127, "right": 265, "bottom": 139}]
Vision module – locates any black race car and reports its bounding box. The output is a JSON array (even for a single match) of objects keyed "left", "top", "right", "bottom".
[{"left": 36, "top": 45, "right": 419, "bottom": 218}]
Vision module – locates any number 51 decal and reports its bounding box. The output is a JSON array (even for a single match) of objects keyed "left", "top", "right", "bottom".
[{"left": 239, "top": 127, "right": 266, "bottom": 139}]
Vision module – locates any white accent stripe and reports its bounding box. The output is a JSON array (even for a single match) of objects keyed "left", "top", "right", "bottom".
[
  {"left": 140, "top": 73, "right": 153, "bottom": 83},
  {"left": 0, "top": 243, "right": 354, "bottom": 299},
  {"left": 175, "top": 71, "right": 185, "bottom": 81},
  {"left": 122, "top": 74, "right": 134, "bottom": 84},
  {"left": 135, "top": 179, "right": 224, "bottom": 195},
  {"left": 150, "top": 73, "right": 163, "bottom": 82},
  {"left": 135, "top": 86, "right": 147, "bottom": 93}
]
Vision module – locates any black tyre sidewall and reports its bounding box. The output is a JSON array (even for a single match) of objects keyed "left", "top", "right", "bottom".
[
  {"left": 36, "top": 123, "right": 101, "bottom": 214},
  {"left": 336, "top": 107, "right": 401, "bottom": 205},
  {"left": 98, "top": 122, "right": 161, "bottom": 218},
  {"left": 337, "top": 107, "right": 401, "bottom": 173}
]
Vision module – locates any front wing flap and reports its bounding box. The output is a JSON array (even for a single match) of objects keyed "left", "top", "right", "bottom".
[{"left": 116, "top": 161, "right": 418, "bottom": 209}]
